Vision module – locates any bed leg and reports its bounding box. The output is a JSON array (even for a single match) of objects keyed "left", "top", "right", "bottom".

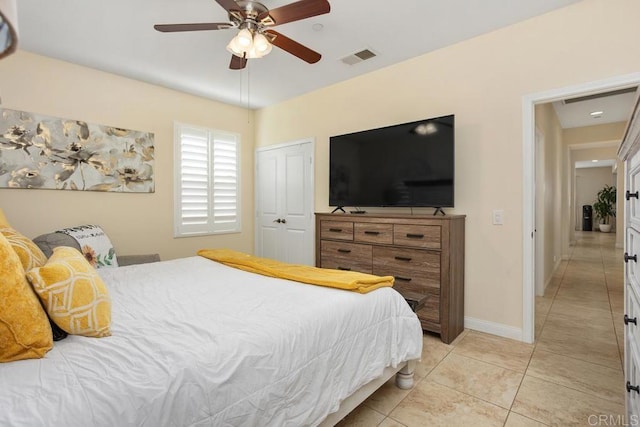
[{"left": 395, "top": 360, "right": 416, "bottom": 390}]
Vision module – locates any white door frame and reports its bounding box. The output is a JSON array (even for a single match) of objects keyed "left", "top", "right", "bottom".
[
  {"left": 254, "top": 138, "right": 315, "bottom": 262},
  {"left": 522, "top": 72, "right": 640, "bottom": 343}
]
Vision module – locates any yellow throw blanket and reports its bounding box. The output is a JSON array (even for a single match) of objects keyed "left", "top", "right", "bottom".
[{"left": 197, "top": 249, "right": 394, "bottom": 294}]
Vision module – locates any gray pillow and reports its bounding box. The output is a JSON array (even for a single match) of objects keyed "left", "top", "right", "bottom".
[{"left": 33, "top": 233, "right": 80, "bottom": 258}]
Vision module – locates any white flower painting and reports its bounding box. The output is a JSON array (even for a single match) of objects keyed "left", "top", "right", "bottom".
[{"left": 0, "top": 109, "right": 154, "bottom": 192}]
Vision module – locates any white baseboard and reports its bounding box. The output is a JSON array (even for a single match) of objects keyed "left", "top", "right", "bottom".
[{"left": 464, "top": 316, "right": 523, "bottom": 341}]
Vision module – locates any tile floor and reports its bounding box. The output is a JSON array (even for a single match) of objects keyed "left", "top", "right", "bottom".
[{"left": 337, "top": 231, "right": 625, "bottom": 426}]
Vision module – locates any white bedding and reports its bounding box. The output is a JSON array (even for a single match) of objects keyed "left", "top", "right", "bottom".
[{"left": 0, "top": 256, "right": 423, "bottom": 426}]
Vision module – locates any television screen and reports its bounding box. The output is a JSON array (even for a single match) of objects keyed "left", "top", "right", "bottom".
[{"left": 329, "top": 115, "right": 454, "bottom": 208}]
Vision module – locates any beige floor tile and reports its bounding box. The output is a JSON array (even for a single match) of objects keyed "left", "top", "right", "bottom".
[
  {"left": 547, "top": 298, "right": 611, "bottom": 320},
  {"left": 609, "top": 290, "right": 624, "bottom": 312},
  {"left": 428, "top": 353, "right": 523, "bottom": 409},
  {"left": 504, "top": 412, "right": 549, "bottom": 427},
  {"left": 335, "top": 404, "right": 385, "bottom": 427},
  {"left": 378, "top": 418, "right": 407, "bottom": 427},
  {"left": 511, "top": 376, "right": 624, "bottom": 426},
  {"left": 414, "top": 333, "right": 453, "bottom": 379},
  {"left": 543, "top": 309, "right": 614, "bottom": 334},
  {"left": 451, "top": 331, "right": 534, "bottom": 373},
  {"left": 389, "top": 380, "right": 508, "bottom": 427},
  {"left": 558, "top": 278, "right": 607, "bottom": 291},
  {"left": 555, "top": 286, "right": 609, "bottom": 300},
  {"left": 553, "top": 293, "right": 612, "bottom": 312},
  {"left": 364, "top": 377, "right": 412, "bottom": 416},
  {"left": 526, "top": 349, "right": 624, "bottom": 404},
  {"left": 536, "top": 325, "right": 621, "bottom": 369}
]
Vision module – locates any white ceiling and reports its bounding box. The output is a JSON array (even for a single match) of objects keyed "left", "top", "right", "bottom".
[
  {"left": 552, "top": 90, "right": 638, "bottom": 129},
  {"left": 16, "top": 0, "right": 584, "bottom": 109}
]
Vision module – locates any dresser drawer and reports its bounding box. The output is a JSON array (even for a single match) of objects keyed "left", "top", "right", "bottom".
[
  {"left": 320, "top": 241, "right": 372, "bottom": 273},
  {"left": 320, "top": 221, "right": 354, "bottom": 241},
  {"left": 372, "top": 247, "right": 440, "bottom": 293},
  {"left": 393, "top": 224, "right": 441, "bottom": 249},
  {"left": 354, "top": 223, "right": 393, "bottom": 244},
  {"left": 416, "top": 292, "right": 440, "bottom": 323}
]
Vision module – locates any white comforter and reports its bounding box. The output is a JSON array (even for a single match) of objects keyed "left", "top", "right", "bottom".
[{"left": 0, "top": 256, "right": 423, "bottom": 426}]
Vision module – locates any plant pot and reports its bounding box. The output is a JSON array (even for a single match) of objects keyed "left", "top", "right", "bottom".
[{"left": 599, "top": 223, "right": 613, "bottom": 233}]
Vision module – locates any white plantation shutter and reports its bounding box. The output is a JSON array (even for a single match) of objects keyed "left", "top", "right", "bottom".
[{"left": 174, "top": 123, "right": 241, "bottom": 236}]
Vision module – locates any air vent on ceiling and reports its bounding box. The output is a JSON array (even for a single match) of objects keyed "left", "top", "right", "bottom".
[
  {"left": 341, "top": 49, "right": 377, "bottom": 65},
  {"left": 563, "top": 87, "right": 637, "bottom": 104}
]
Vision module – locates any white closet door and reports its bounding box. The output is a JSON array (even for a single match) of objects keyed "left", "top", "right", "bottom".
[{"left": 256, "top": 140, "right": 314, "bottom": 265}]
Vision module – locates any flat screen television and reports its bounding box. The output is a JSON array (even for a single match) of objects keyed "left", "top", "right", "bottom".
[{"left": 329, "top": 114, "right": 454, "bottom": 208}]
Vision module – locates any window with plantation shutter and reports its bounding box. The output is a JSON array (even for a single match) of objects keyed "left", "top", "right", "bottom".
[{"left": 174, "top": 123, "right": 240, "bottom": 237}]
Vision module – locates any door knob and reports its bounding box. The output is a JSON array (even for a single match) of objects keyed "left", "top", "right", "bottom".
[
  {"left": 625, "top": 253, "right": 638, "bottom": 263},
  {"left": 273, "top": 219, "right": 282, "bottom": 223},
  {"left": 627, "top": 381, "right": 640, "bottom": 394},
  {"left": 625, "top": 314, "right": 638, "bottom": 325},
  {"left": 281, "top": 219, "right": 286, "bottom": 224}
]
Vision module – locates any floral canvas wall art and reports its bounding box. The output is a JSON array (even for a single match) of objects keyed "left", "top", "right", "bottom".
[{"left": 0, "top": 109, "right": 154, "bottom": 192}]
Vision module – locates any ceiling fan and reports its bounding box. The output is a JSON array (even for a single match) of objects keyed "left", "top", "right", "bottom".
[{"left": 154, "top": 0, "right": 330, "bottom": 70}]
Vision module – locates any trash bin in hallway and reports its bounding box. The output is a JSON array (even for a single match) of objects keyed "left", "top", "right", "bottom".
[{"left": 582, "top": 205, "right": 593, "bottom": 231}]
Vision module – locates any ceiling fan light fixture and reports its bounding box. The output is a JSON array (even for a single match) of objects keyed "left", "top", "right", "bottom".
[
  {"left": 237, "top": 28, "right": 253, "bottom": 48},
  {"left": 253, "top": 32, "right": 270, "bottom": 53},
  {"left": 226, "top": 36, "right": 244, "bottom": 57}
]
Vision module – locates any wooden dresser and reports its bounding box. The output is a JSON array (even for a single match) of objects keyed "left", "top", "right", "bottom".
[
  {"left": 618, "top": 93, "right": 640, "bottom": 419},
  {"left": 315, "top": 212, "right": 465, "bottom": 343}
]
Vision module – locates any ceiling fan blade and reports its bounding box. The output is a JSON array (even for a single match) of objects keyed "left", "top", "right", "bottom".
[
  {"left": 229, "top": 54, "right": 247, "bottom": 70},
  {"left": 259, "top": 0, "right": 330, "bottom": 26},
  {"left": 154, "top": 23, "right": 232, "bottom": 33},
  {"left": 265, "top": 30, "right": 321, "bottom": 64},
  {"left": 214, "top": 0, "right": 240, "bottom": 13}
]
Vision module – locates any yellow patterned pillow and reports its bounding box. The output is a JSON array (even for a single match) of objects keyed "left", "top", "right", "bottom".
[
  {"left": 0, "top": 233, "right": 53, "bottom": 362},
  {"left": 27, "top": 247, "right": 112, "bottom": 338},
  {"left": 0, "top": 227, "right": 47, "bottom": 271}
]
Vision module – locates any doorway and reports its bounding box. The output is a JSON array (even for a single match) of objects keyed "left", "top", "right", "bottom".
[{"left": 522, "top": 72, "right": 640, "bottom": 343}]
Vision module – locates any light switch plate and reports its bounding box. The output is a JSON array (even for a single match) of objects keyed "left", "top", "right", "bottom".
[{"left": 492, "top": 209, "right": 504, "bottom": 225}]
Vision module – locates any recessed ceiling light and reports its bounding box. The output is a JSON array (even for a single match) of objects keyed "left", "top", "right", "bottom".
[
  {"left": 312, "top": 23, "right": 324, "bottom": 31},
  {"left": 590, "top": 111, "right": 603, "bottom": 117}
]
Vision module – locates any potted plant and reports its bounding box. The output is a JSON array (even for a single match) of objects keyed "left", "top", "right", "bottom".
[{"left": 593, "top": 184, "right": 616, "bottom": 232}]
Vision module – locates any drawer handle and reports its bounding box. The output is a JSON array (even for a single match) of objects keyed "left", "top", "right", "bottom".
[
  {"left": 627, "top": 381, "right": 640, "bottom": 394},
  {"left": 364, "top": 231, "right": 380, "bottom": 235},
  {"left": 627, "top": 190, "right": 639, "bottom": 200},
  {"left": 337, "top": 266, "right": 351, "bottom": 271},
  {"left": 337, "top": 249, "right": 352, "bottom": 254},
  {"left": 395, "top": 256, "right": 412, "bottom": 262},
  {"left": 406, "top": 233, "right": 424, "bottom": 239},
  {"left": 394, "top": 276, "right": 412, "bottom": 282},
  {"left": 625, "top": 314, "right": 638, "bottom": 325},
  {"left": 329, "top": 228, "right": 343, "bottom": 232},
  {"left": 625, "top": 253, "right": 638, "bottom": 263}
]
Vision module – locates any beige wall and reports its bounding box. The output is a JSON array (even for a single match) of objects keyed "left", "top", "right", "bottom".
[
  {"left": 534, "top": 103, "right": 563, "bottom": 291},
  {"left": 254, "top": 0, "right": 640, "bottom": 333},
  {"left": 0, "top": 51, "right": 255, "bottom": 260}
]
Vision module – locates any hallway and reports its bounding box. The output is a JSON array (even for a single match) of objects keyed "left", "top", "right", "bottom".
[{"left": 337, "top": 231, "right": 625, "bottom": 426}]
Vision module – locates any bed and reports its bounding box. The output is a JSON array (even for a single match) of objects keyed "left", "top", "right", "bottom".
[{"left": 0, "top": 254, "right": 423, "bottom": 426}]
